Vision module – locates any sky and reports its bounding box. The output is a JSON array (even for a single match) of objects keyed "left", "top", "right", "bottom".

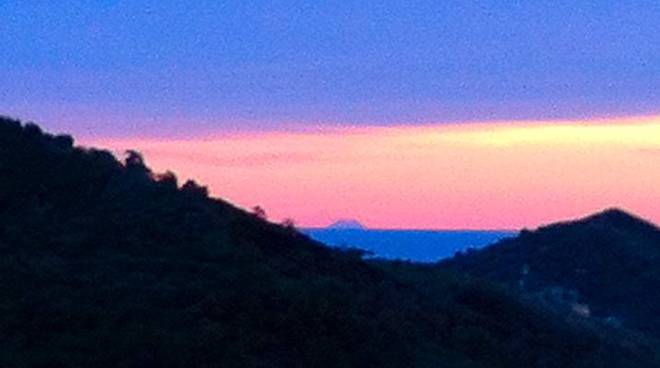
[{"left": 2, "top": 1, "right": 660, "bottom": 228}]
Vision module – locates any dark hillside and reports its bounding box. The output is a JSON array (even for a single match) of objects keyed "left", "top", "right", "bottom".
[
  {"left": 443, "top": 208, "right": 660, "bottom": 338},
  {"left": 1, "top": 117, "right": 658, "bottom": 367}
]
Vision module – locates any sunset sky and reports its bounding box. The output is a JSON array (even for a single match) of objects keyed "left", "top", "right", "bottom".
[{"left": 2, "top": 1, "right": 659, "bottom": 228}]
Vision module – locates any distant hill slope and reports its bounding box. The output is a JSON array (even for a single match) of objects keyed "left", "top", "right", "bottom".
[
  {"left": 443, "top": 208, "right": 660, "bottom": 338},
  {"left": 1, "top": 117, "right": 659, "bottom": 367}
]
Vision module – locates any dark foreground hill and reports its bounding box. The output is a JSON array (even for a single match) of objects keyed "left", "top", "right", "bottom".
[
  {"left": 1, "top": 117, "right": 658, "bottom": 367},
  {"left": 443, "top": 209, "right": 660, "bottom": 339}
]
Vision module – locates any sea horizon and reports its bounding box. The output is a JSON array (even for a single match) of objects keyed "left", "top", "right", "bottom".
[{"left": 303, "top": 227, "right": 517, "bottom": 263}]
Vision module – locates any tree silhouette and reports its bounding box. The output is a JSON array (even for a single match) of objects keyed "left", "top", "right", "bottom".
[
  {"left": 181, "top": 179, "right": 208, "bottom": 197},
  {"left": 157, "top": 171, "right": 179, "bottom": 189},
  {"left": 282, "top": 218, "right": 296, "bottom": 230},
  {"left": 125, "top": 149, "right": 146, "bottom": 168},
  {"left": 252, "top": 206, "right": 267, "bottom": 220}
]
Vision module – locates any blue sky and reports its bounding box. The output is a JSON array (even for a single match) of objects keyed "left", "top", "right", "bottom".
[{"left": 2, "top": 1, "right": 659, "bottom": 136}]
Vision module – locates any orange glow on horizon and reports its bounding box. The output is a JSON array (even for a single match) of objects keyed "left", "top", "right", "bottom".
[{"left": 82, "top": 116, "right": 660, "bottom": 229}]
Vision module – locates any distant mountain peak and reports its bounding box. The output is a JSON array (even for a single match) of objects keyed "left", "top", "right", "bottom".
[{"left": 327, "top": 219, "right": 366, "bottom": 230}]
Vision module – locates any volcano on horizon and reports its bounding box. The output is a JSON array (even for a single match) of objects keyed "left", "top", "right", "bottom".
[{"left": 326, "top": 219, "right": 367, "bottom": 230}]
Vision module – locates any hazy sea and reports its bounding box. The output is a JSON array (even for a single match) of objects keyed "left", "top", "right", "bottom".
[{"left": 303, "top": 229, "right": 516, "bottom": 263}]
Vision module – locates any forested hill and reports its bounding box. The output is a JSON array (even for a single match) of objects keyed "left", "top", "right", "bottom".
[
  {"left": 1, "top": 117, "right": 659, "bottom": 367},
  {"left": 443, "top": 208, "right": 660, "bottom": 338}
]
